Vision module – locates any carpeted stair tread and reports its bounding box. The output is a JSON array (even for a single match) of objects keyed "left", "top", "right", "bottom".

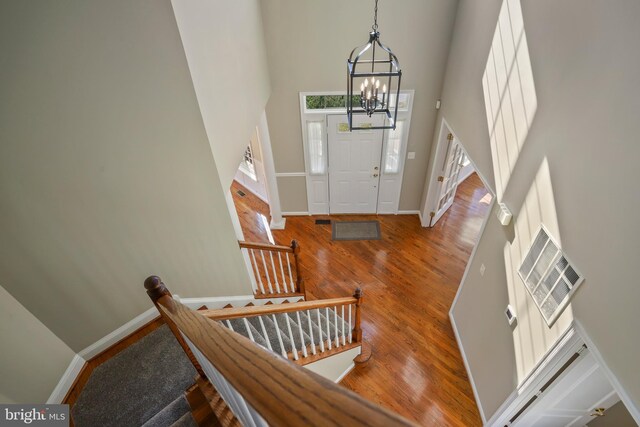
[
  {"left": 170, "top": 412, "right": 198, "bottom": 427},
  {"left": 141, "top": 395, "right": 191, "bottom": 427},
  {"left": 219, "top": 307, "right": 350, "bottom": 359},
  {"left": 260, "top": 314, "right": 291, "bottom": 356},
  {"left": 71, "top": 325, "right": 197, "bottom": 427}
]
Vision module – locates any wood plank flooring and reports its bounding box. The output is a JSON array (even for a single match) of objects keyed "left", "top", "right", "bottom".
[{"left": 231, "top": 173, "right": 492, "bottom": 426}]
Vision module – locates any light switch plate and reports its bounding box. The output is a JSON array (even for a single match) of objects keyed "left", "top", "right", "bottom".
[
  {"left": 480, "top": 263, "right": 486, "bottom": 276},
  {"left": 407, "top": 152, "right": 416, "bottom": 160}
]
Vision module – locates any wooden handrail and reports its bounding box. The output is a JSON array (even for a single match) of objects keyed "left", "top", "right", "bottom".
[
  {"left": 201, "top": 296, "right": 357, "bottom": 321},
  {"left": 238, "top": 240, "right": 293, "bottom": 252},
  {"left": 145, "top": 276, "right": 415, "bottom": 427}
]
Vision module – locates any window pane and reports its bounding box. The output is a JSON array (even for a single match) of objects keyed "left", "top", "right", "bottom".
[
  {"left": 383, "top": 121, "right": 404, "bottom": 174},
  {"left": 388, "top": 93, "right": 410, "bottom": 110},
  {"left": 305, "top": 95, "right": 348, "bottom": 110},
  {"left": 307, "top": 122, "right": 326, "bottom": 175}
]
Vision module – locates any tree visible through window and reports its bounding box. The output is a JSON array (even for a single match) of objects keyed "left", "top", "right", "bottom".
[{"left": 305, "top": 95, "right": 360, "bottom": 110}]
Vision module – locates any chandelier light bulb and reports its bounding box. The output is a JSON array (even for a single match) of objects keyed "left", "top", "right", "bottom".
[
  {"left": 375, "top": 80, "right": 380, "bottom": 89},
  {"left": 383, "top": 84, "right": 387, "bottom": 93}
]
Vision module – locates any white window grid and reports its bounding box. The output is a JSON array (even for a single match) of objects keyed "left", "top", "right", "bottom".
[{"left": 518, "top": 225, "right": 584, "bottom": 327}]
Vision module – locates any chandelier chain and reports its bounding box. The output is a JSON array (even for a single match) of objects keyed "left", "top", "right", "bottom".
[{"left": 372, "top": 0, "right": 379, "bottom": 31}]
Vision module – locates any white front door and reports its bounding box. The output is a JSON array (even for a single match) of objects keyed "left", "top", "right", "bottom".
[
  {"left": 514, "top": 350, "right": 619, "bottom": 427},
  {"left": 327, "top": 114, "right": 384, "bottom": 214},
  {"left": 432, "top": 131, "right": 465, "bottom": 225}
]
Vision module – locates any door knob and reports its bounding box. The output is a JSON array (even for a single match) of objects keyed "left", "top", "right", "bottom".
[
  {"left": 374, "top": 166, "right": 379, "bottom": 170},
  {"left": 590, "top": 408, "right": 606, "bottom": 417},
  {"left": 373, "top": 173, "right": 379, "bottom": 177}
]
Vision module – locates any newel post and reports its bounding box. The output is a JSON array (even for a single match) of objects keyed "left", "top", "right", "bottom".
[
  {"left": 353, "top": 287, "right": 363, "bottom": 343},
  {"left": 291, "top": 240, "right": 305, "bottom": 296},
  {"left": 144, "top": 276, "right": 206, "bottom": 378}
]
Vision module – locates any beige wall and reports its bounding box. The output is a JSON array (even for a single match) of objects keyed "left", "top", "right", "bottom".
[
  {"left": 0, "top": 0, "right": 252, "bottom": 352},
  {"left": 448, "top": 0, "right": 640, "bottom": 420},
  {"left": 276, "top": 177, "right": 309, "bottom": 213},
  {"left": 260, "top": 0, "right": 458, "bottom": 212},
  {"left": 171, "top": 0, "right": 271, "bottom": 189},
  {"left": 0, "top": 284, "right": 75, "bottom": 403}
]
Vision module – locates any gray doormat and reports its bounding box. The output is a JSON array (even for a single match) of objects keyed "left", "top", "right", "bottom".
[{"left": 332, "top": 220, "right": 381, "bottom": 241}]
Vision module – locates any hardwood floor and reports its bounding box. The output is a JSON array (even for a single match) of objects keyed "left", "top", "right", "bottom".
[{"left": 231, "top": 173, "right": 492, "bottom": 426}]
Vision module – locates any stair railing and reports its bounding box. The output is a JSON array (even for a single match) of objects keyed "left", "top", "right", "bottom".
[
  {"left": 144, "top": 276, "right": 414, "bottom": 427},
  {"left": 202, "top": 289, "right": 363, "bottom": 364},
  {"left": 239, "top": 240, "right": 305, "bottom": 298}
]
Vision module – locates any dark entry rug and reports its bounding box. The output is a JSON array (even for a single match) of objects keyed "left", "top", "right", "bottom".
[{"left": 332, "top": 220, "right": 381, "bottom": 241}]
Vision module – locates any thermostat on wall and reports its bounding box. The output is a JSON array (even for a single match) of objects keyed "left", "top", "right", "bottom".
[
  {"left": 505, "top": 305, "right": 517, "bottom": 325},
  {"left": 497, "top": 202, "right": 513, "bottom": 226}
]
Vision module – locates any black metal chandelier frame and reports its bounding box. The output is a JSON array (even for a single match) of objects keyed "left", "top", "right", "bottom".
[{"left": 347, "top": 0, "right": 402, "bottom": 131}]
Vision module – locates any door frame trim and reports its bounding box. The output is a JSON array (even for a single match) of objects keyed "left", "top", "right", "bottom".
[
  {"left": 299, "top": 91, "right": 414, "bottom": 215},
  {"left": 486, "top": 321, "right": 640, "bottom": 426},
  {"left": 420, "top": 117, "right": 493, "bottom": 227}
]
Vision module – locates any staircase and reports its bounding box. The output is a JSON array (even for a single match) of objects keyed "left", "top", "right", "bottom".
[
  {"left": 239, "top": 240, "right": 306, "bottom": 299},
  {"left": 137, "top": 235, "right": 415, "bottom": 426},
  {"left": 206, "top": 292, "right": 362, "bottom": 369},
  {"left": 144, "top": 274, "right": 415, "bottom": 426}
]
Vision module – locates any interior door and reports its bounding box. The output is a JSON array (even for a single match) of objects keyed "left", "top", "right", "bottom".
[
  {"left": 514, "top": 350, "right": 620, "bottom": 427},
  {"left": 327, "top": 114, "right": 384, "bottom": 214},
  {"left": 432, "top": 132, "right": 465, "bottom": 225}
]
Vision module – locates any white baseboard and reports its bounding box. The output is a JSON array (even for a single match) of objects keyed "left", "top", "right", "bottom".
[
  {"left": 449, "top": 314, "right": 487, "bottom": 424},
  {"left": 47, "top": 354, "right": 86, "bottom": 404},
  {"left": 79, "top": 307, "right": 159, "bottom": 360},
  {"left": 282, "top": 211, "right": 310, "bottom": 216},
  {"left": 396, "top": 210, "right": 420, "bottom": 215},
  {"left": 64, "top": 294, "right": 303, "bottom": 405},
  {"left": 335, "top": 362, "right": 355, "bottom": 383},
  {"left": 79, "top": 294, "right": 299, "bottom": 360}
]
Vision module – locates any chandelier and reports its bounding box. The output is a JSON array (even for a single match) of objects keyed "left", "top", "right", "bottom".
[{"left": 347, "top": 0, "right": 402, "bottom": 131}]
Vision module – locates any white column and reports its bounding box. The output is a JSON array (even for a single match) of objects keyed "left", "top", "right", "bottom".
[{"left": 257, "top": 110, "right": 286, "bottom": 230}]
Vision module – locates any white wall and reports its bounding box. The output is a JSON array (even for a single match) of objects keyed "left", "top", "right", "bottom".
[
  {"left": 260, "top": 0, "right": 458, "bottom": 212},
  {"left": 0, "top": 0, "right": 252, "bottom": 352},
  {"left": 0, "top": 284, "right": 75, "bottom": 403},
  {"left": 171, "top": 0, "right": 271, "bottom": 190},
  {"left": 447, "top": 0, "right": 640, "bottom": 420}
]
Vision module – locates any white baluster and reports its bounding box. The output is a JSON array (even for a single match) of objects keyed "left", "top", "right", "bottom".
[
  {"left": 285, "top": 253, "right": 295, "bottom": 291},
  {"left": 257, "top": 316, "right": 272, "bottom": 351},
  {"left": 341, "top": 305, "right": 346, "bottom": 345},
  {"left": 306, "top": 310, "right": 316, "bottom": 355},
  {"left": 243, "top": 318, "right": 255, "bottom": 343},
  {"left": 271, "top": 314, "right": 287, "bottom": 358},
  {"left": 348, "top": 304, "right": 353, "bottom": 343},
  {"left": 249, "top": 249, "right": 265, "bottom": 294},
  {"left": 269, "top": 252, "right": 281, "bottom": 293},
  {"left": 296, "top": 311, "right": 308, "bottom": 357},
  {"left": 277, "top": 253, "right": 288, "bottom": 293},
  {"left": 334, "top": 306, "right": 339, "bottom": 347},
  {"left": 325, "top": 307, "right": 332, "bottom": 350},
  {"left": 317, "top": 309, "right": 325, "bottom": 352},
  {"left": 285, "top": 314, "right": 299, "bottom": 360},
  {"left": 225, "top": 320, "right": 234, "bottom": 332},
  {"left": 260, "top": 250, "right": 273, "bottom": 293}
]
